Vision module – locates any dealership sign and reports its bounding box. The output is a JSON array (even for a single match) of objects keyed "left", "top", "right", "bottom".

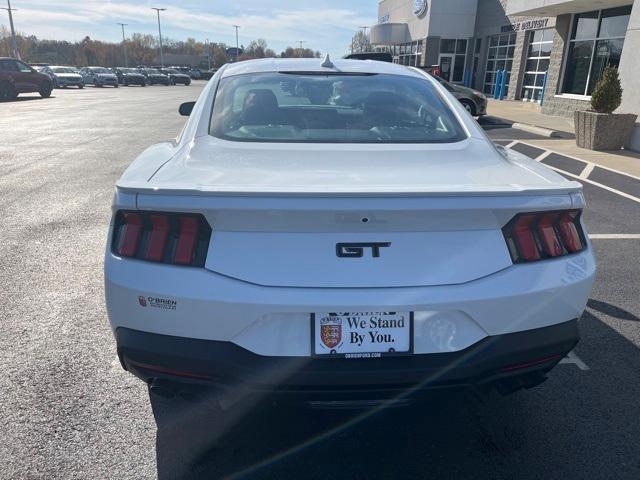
[{"left": 501, "top": 18, "right": 550, "bottom": 33}]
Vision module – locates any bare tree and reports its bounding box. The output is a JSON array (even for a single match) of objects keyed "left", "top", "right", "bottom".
[{"left": 351, "top": 30, "right": 372, "bottom": 53}]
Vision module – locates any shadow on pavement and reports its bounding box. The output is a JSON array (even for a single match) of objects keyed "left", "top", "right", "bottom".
[
  {"left": 587, "top": 299, "right": 640, "bottom": 322},
  {"left": 0, "top": 95, "right": 52, "bottom": 103},
  {"left": 152, "top": 309, "right": 640, "bottom": 480}
]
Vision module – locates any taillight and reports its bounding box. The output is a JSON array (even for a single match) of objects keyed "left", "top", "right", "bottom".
[
  {"left": 112, "top": 210, "right": 211, "bottom": 267},
  {"left": 502, "top": 209, "right": 586, "bottom": 263}
]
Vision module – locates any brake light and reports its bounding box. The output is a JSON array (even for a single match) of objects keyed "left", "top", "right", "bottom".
[
  {"left": 115, "top": 212, "right": 142, "bottom": 257},
  {"left": 502, "top": 209, "right": 586, "bottom": 263},
  {"left": 111, "top": 210, "right": 211, "bottom": 267}
]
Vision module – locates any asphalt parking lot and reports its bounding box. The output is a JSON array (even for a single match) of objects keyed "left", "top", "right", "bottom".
[{"left": 1, "top": 83, "right": 639, "bottom": 480}]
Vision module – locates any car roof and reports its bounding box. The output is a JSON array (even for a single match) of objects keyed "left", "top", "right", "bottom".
[{"left": 220, "top": 58, "right": 425, "bottom": 79}]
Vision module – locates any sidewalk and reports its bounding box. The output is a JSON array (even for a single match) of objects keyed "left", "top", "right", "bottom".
[{"left": 487, "top": 99, "right": 640, "bottom": 178}]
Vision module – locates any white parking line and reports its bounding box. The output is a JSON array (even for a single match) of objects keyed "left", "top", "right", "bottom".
[
  {"left": 505, "top": 140, "right": 519, "bottom": 149},
  {"left": 560, "top": 351, "right": 590, "bottom": 371},
  {"left": 513, "top": 141, "right": 640, "bottom": 182},
  {"left": 535, "top": 150, "right": 553, "bottom": 162},
  {"left": 545, "top": 166, "right": 640, "bottom": 205},
  {"left": 589, "top": 234, "right": 640, "bottom": 239},
  {"left": 580, "top": 163, "right": 595, "bottom": 179}
]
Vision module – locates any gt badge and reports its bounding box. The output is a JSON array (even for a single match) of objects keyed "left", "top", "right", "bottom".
[{"left": 320, "top": 316, "right": 342, "bottom": 349}]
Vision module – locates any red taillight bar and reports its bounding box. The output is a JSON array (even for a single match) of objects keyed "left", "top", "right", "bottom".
[
  {"left": 112, "top": 210, "right": 211, "bottom": 267},
  {"left": 502, "top": 209, "right": 586, "bottom": 263},
  {"left": 115, "top": 212, "right": 143, "bottom": 257}
]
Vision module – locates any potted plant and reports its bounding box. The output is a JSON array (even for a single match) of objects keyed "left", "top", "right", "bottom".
[{"left": 574, "top": 66, "right": 637, "bottom": 151}]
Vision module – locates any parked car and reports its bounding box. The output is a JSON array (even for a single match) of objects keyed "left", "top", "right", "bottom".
[
  {"left": 113, "top": 68, "right": 147, "bottom": 87},
  {"left": 198, "top": 69, "right": 216, "bottom": 80},
  {"left": 344, "top": 52, "right": 393, "bottom": 62},
  {"left": 138, "top": 68, "right": 170, "bottom": 86},
  {"left": 49, "top": 66, "right": 84, "bottom": 88},
  {"left": 159, "top": 68, "right": 191, "bottom": 85},
  {"left": 0, "top": 57, "right": 53, "bottom": 101},
  {"left": 188, "top": 68, "right": 201, "bottom": 79},
  {"left": 105, "top": 58, "right": 595, "bottom": 402},
  {"left": 430, "top": 74, "right": 487, "bottom": 116},
  {"left": 32, "top": 65, "right": 56, "bottom": 83},
  {"left": 80, "top": 66, "right": 119, "bottom": 87}
]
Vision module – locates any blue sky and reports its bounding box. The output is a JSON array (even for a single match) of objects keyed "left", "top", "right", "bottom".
[{"left": 1, "top": 0, "right": 378, "bottom": 57}]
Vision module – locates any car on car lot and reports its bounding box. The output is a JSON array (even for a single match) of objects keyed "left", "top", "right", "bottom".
[
  {"left": 113, "top": 68, "right": 147, "bottom": 87},
  {"left": 48, "top": 66, "right": 84, "bottom": 89},
  {"left": 430, "top": 74, "right": 487, "bottom": 116},
  {"left": 159, "top": 68, "right": 191, "bottom": 85},
  {"left": 80, "top": 66, "right": 119, "bottom": 87},
  {"left": 105, "top": 58, "right": 595, "bottom": 402},
  {"left": 0, "top": 57, "right": 53, "bottom": 101},
  {"left": 32, "top": 65, "right": 56, "bottom": 82},
  {"left": 138, "top": 68, "right": 170, "bottom": 86},
  {"left": 198, "top": 69, "right": 216, "bottom": 80}
]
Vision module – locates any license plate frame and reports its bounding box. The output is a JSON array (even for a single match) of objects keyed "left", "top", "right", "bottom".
[{"left": 311, "top": 312, "right": 414, "bottom": 359}]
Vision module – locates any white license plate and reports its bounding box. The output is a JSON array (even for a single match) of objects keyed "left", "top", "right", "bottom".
[{"left": 312, "top": 312, "right": 412, "bottom": 358}]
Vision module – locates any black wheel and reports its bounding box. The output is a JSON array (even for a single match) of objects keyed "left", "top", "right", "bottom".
[
  {"left": 114, "top": 84, "right": 119, "bottom": 88},
  {"left": 0, "top": 81, "right": 17, "bottom": 101},
  {"left": 460, "top": 99, "right": 476, "bottom": 116},
  {"left": 78, "top": 84, "right": 84, "bottom": 89},
  {"left": 39, "top": 82, "right": 53, "bottom": 98},
  {"left": 141, "top": 82, "right": 146, "bottom": 87},
  {"left": 170, "top": 78, "right": 175, "bottom": 85},
  {"left": 123, "top": 80, "right": 129, "bottom": 87},
  {"left": 185, "top": 79, "right": 191, "bottom": 86}
]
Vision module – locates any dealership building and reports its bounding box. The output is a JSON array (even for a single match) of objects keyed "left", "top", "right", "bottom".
[{"left": 371, "top": 0, "right": 640, "bottom": 149}]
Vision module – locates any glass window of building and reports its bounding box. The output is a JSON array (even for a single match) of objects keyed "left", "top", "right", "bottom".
[
  {"left": 483, "top": 33, "right": 517, "bottom": 95},
  {"left": 521, "top": 28, "right": 555, "bottom": 102},
  {"left": 389, "top": 40, "right": 422, "bottom": 67},
  {"left": 562, "top": 6, "right": 631, "bottom": 96},
  {"left": 439, "top": 39, "right": 467, "bottom": 83}
]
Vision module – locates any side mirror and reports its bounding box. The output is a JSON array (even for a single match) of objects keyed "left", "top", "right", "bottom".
[{"left": 179, "top": 101, "right": 195, "bottom": 117}]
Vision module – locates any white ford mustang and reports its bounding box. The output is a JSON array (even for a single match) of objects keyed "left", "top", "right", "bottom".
[{"left": 105, "top": 58, "right": 595, "bottom": 399}]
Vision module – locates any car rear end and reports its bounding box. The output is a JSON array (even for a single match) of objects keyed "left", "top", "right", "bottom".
[{"left": 105, "top": 60, "right": 595, "bottom": 400}]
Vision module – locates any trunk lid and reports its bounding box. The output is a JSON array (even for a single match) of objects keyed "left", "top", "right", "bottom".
[
  {"left": 132, "top": 136, "right": 580, "bottom": 288},
  {"left": 140, "top": 136, "right": 579, "bottom": 196}
]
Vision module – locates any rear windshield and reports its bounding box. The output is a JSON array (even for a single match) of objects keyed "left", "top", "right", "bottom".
[{"left": 209, "top": 72, "right": 466, "bottom": 143}]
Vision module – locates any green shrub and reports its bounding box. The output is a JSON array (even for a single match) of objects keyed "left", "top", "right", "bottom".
[{"left": 591, "top": 66, "right": 622, "bottom": 114}]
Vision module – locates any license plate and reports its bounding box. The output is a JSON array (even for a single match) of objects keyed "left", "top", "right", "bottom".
[{"left": 312, "top": 312, "right": 412, "bottom": 358}]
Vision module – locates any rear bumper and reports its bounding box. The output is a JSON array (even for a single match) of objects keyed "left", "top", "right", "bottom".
[{"left": 116, "top": 319, "right": 579, "bottom": 394}]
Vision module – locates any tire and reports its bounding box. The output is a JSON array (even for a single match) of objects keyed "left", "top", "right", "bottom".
[
  {"left": 170, "top": 78, "right": 175, "bottom": 85},
  {"left": 0, "top": 81, "right": 17, "bottom": 101},
  {"left": 78, "top": 84, "right": 84, "bottom": 89},
  {"left": 185, "top": 79, "right": 191, "bottom": 86},
  {"left": 39, "top": 82, "right": 53, "bottom": 98},
  {"left": 124, "top": 80, "right": 129, "bottom": 87},
  {"left": 114, "top": 84, "right": 119, "bottom": 88},
  {"left": 460, "top": 99, "right": 476, "bottom": 116},
  {"left": 141, "top": 82, "right": 146, "bottom": 87}
]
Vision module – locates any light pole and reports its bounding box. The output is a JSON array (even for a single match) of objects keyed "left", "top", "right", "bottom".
[
  {"left": 297, "top": 40, "right": 306, "bottom": 57},
  {"left": 117, "top": 23, "right": 128, "bottom": 67},
  {"left": 152, "top": 7, "right": 167, "bottom": 67},
  {"left": 205, "top": 38, "right": 212, "bottom": 70},
  {"left": 1, "top": 0, "right": 19, "bottom": 59},
  {"left": 233, "top": 25, "right": 240, "bottom": 62}
]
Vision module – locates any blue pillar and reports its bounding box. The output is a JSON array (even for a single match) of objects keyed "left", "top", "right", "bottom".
[
  {"left": 498, "top": 70, "right": 508, "bottom": 100},
  {"left": 540, "top": 71, "right": 549, "bottom": 106},
  {"left": 493, "top": 70, "right": 503, "bottom": 99}
]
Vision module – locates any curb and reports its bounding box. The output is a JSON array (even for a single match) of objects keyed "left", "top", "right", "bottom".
[{"left": 511, "top": 123, "right": 567, "bottom": 138}]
